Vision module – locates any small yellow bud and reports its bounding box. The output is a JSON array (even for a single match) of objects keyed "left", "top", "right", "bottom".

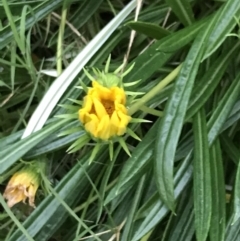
[
  {"left": 3, "top": 168, "right": 40, "bottom": 208},
  {"left": 79, "top": 81, "right": 131, "bottom": 140}
]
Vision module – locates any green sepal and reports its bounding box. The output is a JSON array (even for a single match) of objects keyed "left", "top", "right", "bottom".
[
  {"left": 58, "top": 127, "right": 83, "bottom": 137},
  {"left": 105, "top": 54, "right": 111, "bottom": 73},
  {"left": 118, "top": 138, "right": 131, "bottom": 157},
  {"left": 127, "top": 128, "right": 141, "bottom": 141},
  {"left": 55, "top": 113, "right": 78, "bottom": 119},
  {"left": 58, "top": 104, "right": 79, "bottom": 111},
  {"left": 68, "top": 98, "right": 83, "bottom": 106},
  {"left": 80, "top": 77, "right": 89, "bottom": 93},
  {"left": 121, "top": 63, "right": 135, "bottom": 77},
  {"left": 89, "top": 142, "right": 101, "bottom": 164},
  {"left": 92, "top": 67, "right": 102, "bottom": 78},
  {"left": 113, "top": 62, "right": 125, "bottom": 74},
  {"left": 123, "top": 79, "right": 141, "bottom": 87},
  {"left": 83, "top": 68, "right": 95, "bottom": 81},
  {"left": 130, "top": 118, "right": 152, "bottom": 123},
  {"left": 67, "top": 134, "right": 90, "bottom": 153}
]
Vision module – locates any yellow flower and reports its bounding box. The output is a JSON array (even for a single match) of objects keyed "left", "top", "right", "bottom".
[
  {"left": 3, "top": 169, "right": 40, "bottom": 208},
  {"left": 79, "top": 81, "right": 131, "bottom": 140}
]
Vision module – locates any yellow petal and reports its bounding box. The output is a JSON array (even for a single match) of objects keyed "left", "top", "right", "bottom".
[
  {"left": 112, "top": 87, "right": 126, "bottom": 104},
  {"left": 115, "top": 102, "right": 128, "bottom": 114},
  {"left": 97, "top": 115, "right": 111, "bottom": 140},
  {"left": 110, "top": 111, "right": 120, "bottom": 136},
  {"left": 117, "top": 111, "right": 131, "bottom": 135},
  {"left": 85, "top": 118, "right": 99, "bottom": 137},
  {"left": 79, "top": 96, "right": 94, "bottom": 123},
  {"left": 93, "top": 98, "right": 108, "bottom": 118}
]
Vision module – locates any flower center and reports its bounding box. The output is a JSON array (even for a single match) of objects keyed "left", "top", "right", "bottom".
[{"left": 101, "top": 100, "right": 114, "bottom": 116}]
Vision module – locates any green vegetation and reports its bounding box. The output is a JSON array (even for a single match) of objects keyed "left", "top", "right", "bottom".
[{"left": 1, "top": 0, "right": 240, "bottom": 240}]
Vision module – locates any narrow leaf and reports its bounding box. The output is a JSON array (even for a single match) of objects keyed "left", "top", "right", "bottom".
[
  {"left": 232, "top": 161, "right": 240, "bottom": 224},
  {"left": 209, "top": 139, "right": 225, "bottom": 241},
  {"left": 193, "top": 108, "right": 211, "bottom": 241},
  {"left": 0, "top": 119, "right": 68, "bottom": 174},
  {"left": 186, "top": 41, "right": 240, "bottom": 120},
  {"left": 157, "top": 15, "right": 211, "bottom": 52},
  {"left": 132, "top": 153, "right": 193, "bottom": 241},
  {"left": 207, "top": 72, "right": 240, "bottom": 145},
  {"left": 154, "top": 21, "right": 215, "bottom": 210},
  {"left": 165, "top": 0, "right": 195, "bottom": 26},
  {"left": 203, "top": 0, "right": 240, "bottom": 59},
  {"left": 126, "top": 21, "right": 170, "bottom": 39}
]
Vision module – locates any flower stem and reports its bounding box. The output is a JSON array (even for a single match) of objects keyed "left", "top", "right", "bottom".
[{"left": 128, "top": 64, "right": 182, "bottom": 116}]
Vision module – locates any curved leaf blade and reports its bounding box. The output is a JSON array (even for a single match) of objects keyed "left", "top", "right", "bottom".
[{"left": 154, "top": 19, "right": 215, "bottom": 211}]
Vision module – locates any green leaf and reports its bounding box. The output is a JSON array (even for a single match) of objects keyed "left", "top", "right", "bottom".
[
  {"left": 67, "top": 133, "right": 90, "bottom": 153},
  {"left": 209, "top": 139, "right": 225, "bottom": 241},
  {"left": 225, "top": 214, "right": 240, "bottom": 241},
  {"left": 232, "top": 160, "right": 240, "bottom": 224},
  {"left": 105, "top": 120, "right": 158, "bottom": 204},
  {"left": 126, "top": 21, "right": 170, "bottom": 39},
  {"left": 220, "top": 135, "right": 240, "bottom": 164},
  {"left": 154, "top": 20, "right": 215, "bottom": 211},
  {"left": 167, "top": 189, "right": 194, "bottom": 241},
  {"left": 0, "top": 0, "right": 67, "bottom": 49},
  {"left": 186, "top": 41, "right": 240, "bottom": 120},
  {"left": 65, "top": 0, "right": 104, "bottom": 37},
  {"left": 121, "top": 175, "right": 145, "bottom": 241},
  {"left": 0, "top": 130, "right": 23, "bottom": 149},
  {"left": 193, "top": 108, "right": 211, "bottom": 241},
  {"left": 131, "top": 153, "right": 193, "bottom": 241},
  {"left": 157, "top": 15, "right": 210, "bottom": 52},
  {"left": 0, "top": 119, "right": 68, "bottom": 174},
  {"left": 207, "top": 71, "right": 240, "bottom": 145},
  {"left": 202, "top": 0, "right": 240, "bottom": 60},
  {"left": 124, "top": 43, "right": 173, "bottom": 85},
  {"left": 24, "top": 121, "right": 84, "bottom": 158},
  {"left": 165, "top": 0, "right": 195, "bottom": 26},
  {"left": 222, "top": 100, "right": 240, "bottom": 132}
]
